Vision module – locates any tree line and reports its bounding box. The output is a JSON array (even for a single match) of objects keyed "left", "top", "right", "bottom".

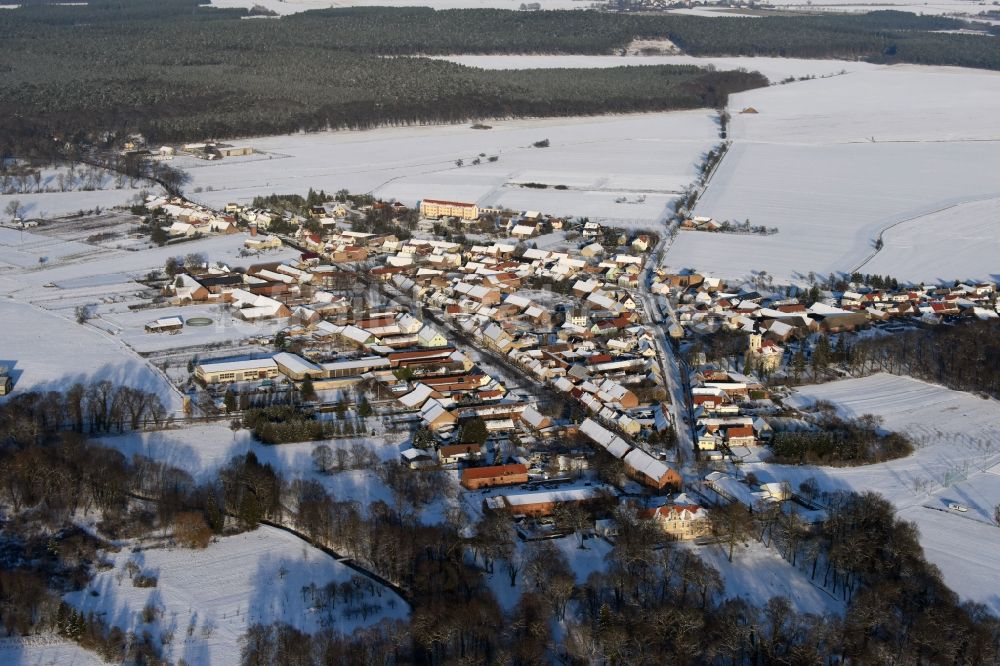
[{"left": 0, "top": 380, "right": 169, "bottom": 442}]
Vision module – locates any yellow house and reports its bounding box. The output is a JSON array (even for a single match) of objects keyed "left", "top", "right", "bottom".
[{"left": 420, "top": 199, "right": 479, "bottom": 220}]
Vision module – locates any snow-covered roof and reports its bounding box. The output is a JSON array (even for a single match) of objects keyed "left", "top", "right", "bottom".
[
  {"left": 273, "top": 352, "right": 322, "bottom": 376},
  {"left": 198, "top": 358, "right": 277, "bottom": 373},
  {"left": 623, "top": 448, "right": 669, "bottom": 483}
]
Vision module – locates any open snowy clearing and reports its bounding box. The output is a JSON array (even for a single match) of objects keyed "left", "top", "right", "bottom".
[
  {"left": 64, "top": 526, "right": 408, "bottom": 666},
  {"left": 0, "top": 300, "right": 181, "bottom": 410},
  {"left": 0, "top": 186, "right": 156, "bottom": 223},
  {"left": 858, "top": 196, "right": 1000, "bottom": 284},
  {"left": 99, "top": 424, "right": 407, "bottom": 481},
  {"left": 97, "top": 424, "right": 457, "bottom": 523},
  {"left": 182, "top": 111, "right": 719, "bottom": 226},
  {"left": 691, "top": 540, "right": 843, "bottom": 617},
  {"left": 439, "top": 54, "right": 874, "bottom": 83},
  {"left": 670, "top": 65, "right": 1000, "bottom": 283},
  {"left": 0, "top": 636, "right": 105, "bottom": 666},
  {"left": 747, "top": 374, "right": 1000, "bottom": 614}
]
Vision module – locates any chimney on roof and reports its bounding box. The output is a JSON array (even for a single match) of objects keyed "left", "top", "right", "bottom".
[{"left": 249, "top": 223, "right": 258, "bottom": 236}]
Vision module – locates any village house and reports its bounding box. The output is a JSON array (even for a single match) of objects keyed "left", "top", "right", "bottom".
[
  {"left": 637, "top": 495, "right": 710, "bottom": 540},
  {"left": 439, "top": 443, "right": 483, "bottom": 465},
  {"left": 485, "top": 486, "right": 610, "bottom": 517}
]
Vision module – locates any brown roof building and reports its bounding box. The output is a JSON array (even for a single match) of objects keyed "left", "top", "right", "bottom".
[{"left": 460, "top": 464, "right": 529, "bottom": 490}]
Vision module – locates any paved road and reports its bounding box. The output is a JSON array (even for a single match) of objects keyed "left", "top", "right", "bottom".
[{"left": 637, "top": 229, "right": 696, "bottom": 466}]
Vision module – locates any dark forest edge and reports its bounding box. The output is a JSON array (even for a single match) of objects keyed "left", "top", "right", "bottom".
[
  {"left": 2, "top": 380, "right": 1000, "bottom": 663},
  {"left": 2, "top": 1, "right": 999, "bottom": 151}
]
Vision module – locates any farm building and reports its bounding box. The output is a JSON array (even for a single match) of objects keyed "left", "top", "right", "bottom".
[
  {"left": 484, "top": 486, "right": 610, "bottom": 517},
  {"left": 144, "top": 316, "right": 183, "bottom": 333},
  {"left": 460, "top": 464, "right": 529, "bottom": 490}
]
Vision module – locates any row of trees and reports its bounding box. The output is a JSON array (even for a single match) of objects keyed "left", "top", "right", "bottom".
[{"left": 0, "top": 381, "right": 168, "bottom": 444}]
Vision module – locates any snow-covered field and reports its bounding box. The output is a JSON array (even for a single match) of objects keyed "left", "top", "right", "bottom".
[
  {"left": 673, "top": 65, "right": 1000, "bottom": 283},
  {"left": 675, "top": 141, "right": 1000, "bottom": 283},
  {"left": 0, "top": 300, "right": 181, "bottom": 410},
  {"left": 182, "top": 112, "right": 719, "bottom": 227},
  {"left": 439, "top": 54, "right": 873, "bottom": 82},
  {"left": 859, "top": 196, "right": 1000, "bottom": 284},
  {"left": 64, "top": 526, "right": 408, "bottom": 666},
  {"left": 761, "top": 0, "right": 995, "bottom": 18},
  {"left": 749, "top": 374, "right": 1000, "bottom": 614},
  {"left": 0, "top": 164, "right": 158, "bottom": 221},
  {"left": 727, "top": 66, "right": 1000, "bottom": 144},
  {"left": 0, "top": 636, "right": 105, "bottom": 666}
]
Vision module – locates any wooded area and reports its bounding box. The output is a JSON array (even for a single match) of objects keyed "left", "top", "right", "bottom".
[
  {"left": 2, "top": 2, "right": 996, "bottom": 149},
  {"left": 850, "top": 319, "right": 1000, "bottom": 399},
  {"left": 1, "top": 384, "right": 999, "bottom": 663}
]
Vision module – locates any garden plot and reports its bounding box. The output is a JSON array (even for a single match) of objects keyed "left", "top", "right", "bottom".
[
  {"left": 0, "top": 226, "right": 96, "bottom": 270},
  {"left": 439, "top": 55, "right": 874, "bottom": 83},
  {"left": 0, "top": 300, "right": 181, "bottom": 410},
  {"left": 182, "top": 111, "right": 719, "bottom": 225},
  {"left": 64, "top": 526, "right": 409, "bottom": 666},
  {"left": 674, "top": 140, "right": 1000, "bottom": 283},
  {"left": 0, "top": 233, "right": 297, "bottom": 298},
  {"left": 745, "top": 374, "right": 1000, "bottom": 614},
  {"left": 98, "top": 303, "right": 287, "bottom": 355}
]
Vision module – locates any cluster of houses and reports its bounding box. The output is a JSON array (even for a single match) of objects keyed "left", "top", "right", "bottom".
[
  {"left": 146, "top": 196, "right": 239, "bottom": 238},
  {"left": 657, "top": 270, "right": 998, "bottom": 344},
  {"left": 371, "top": 235, "right": 670, "bottom": 442}
]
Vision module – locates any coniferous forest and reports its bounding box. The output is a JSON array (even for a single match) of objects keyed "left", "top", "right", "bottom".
[{"left": 2, "top": 1, "right": 999, "bottom": 151}]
